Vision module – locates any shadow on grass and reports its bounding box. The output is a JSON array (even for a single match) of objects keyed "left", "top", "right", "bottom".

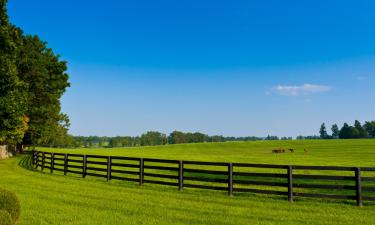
[{"left": 18, "top": 153, "right": 35, "bottom": 171}]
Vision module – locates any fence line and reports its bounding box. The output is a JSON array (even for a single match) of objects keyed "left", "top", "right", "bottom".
[{"left": 32, "top": 150, "right": 375, "bottom": 206}]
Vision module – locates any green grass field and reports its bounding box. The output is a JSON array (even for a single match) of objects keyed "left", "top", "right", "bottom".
[
  {"left": 40, "top": 139, "right": 375, "bottom": 166},
  {"left": 1, "top": 139, "right": 375, "bottom": 225}
]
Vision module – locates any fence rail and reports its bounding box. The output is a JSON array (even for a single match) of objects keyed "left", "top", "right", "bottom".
[{"left": 32, "top": 150, "right": 375, "bottom": 206}]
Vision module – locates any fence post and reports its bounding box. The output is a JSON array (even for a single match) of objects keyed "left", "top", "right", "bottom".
[
  {"left": 139, "top": 158, "right": 144, "bottom": 185},
  {"left": 355, "top": 167, "right": 363, "bottom": 207},
  {"left": 32, "top": 150, "right": 35, "bottom": 167},
  {"left": 35, "top": 151, "right": 39, "bottom": 169},
  {"left": 83, "top": 155, "right": 87, "bottom": 178},
  {"left": 288, "top": 165, "right": 293, "bottom": 202},
  {"left": 32, "top": 150, "right": 36, "bottom": 168},
  {"left": 107, "top": 156, "right": 112, "bottom": 182},
  {"left": 64, "top": 154, "right": 68, "bottom": 175},
  {"left": 228, "top": 163, "right": 233, "bottom": 197},
  {"left": 178, "top": 160, "right": 184, "bottom": 191},
  {"left": 42, "top": 152, "right": 45, "bottom": 172},
  {"left": 50, "top": 153, "right": 54, "bottom": 174}
]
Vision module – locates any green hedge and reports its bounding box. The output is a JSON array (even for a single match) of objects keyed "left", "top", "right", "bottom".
[{"left": 0, "top": 189, "right": 20, "bottom": 224}]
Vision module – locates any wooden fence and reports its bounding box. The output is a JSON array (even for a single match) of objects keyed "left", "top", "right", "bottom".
[{"left": 32, "top": 150, "right": 375, "bottom": 206}]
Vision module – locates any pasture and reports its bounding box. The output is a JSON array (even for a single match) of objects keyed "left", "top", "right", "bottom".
[
  {"left": 40, "top": 139, "right": 375, "bottom": 166},
  {"left": 1, "top": 139, "right": 375, "bottom": 225}
]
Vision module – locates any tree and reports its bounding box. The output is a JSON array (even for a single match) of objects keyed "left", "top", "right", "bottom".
[
  {"left": 354, "top": 120, "right": 368, "bottom": 138},
  {"left": 331, "top": 124, "right": 339, "bottom": 139},
  {"left": 168, "top": 131, "right": 187, "bottom": 144},
  {"left": 0, "top": 0, "right": 70, "bottom": 149},
  {"left": 319, "top": 123, "right": 329, "bottom": 139},
  {"left": 140, "top": 131, "right": 167, "bottom": 146},
  {"left": 0, "top": 0, "right": 28, "bottom": 146},
  {"left": 364, "top": 121, "right": 375, "bottom": 138},
  {"left": 339, "top": 123, "right": 359, "bottom": 139},
  {"left": 19, "top": 35, "right": 70, "bottom": 147}
]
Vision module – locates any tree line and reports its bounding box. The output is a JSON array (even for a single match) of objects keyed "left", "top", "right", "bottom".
[
  {"left": 42, "top": 131, "right": 269, "bottom": 148},
  {"left": 319, "top": 120, "right": 375, "bottom": 139},
  {"left": 0, "top": 0, "right": 69, "bottom": 151}
]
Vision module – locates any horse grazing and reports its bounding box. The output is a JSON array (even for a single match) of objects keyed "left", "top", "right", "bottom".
[
  {"left": 272, "top": 149, "right": 286, "bottom": 154},
  {"left": 304, "top": 148, "right": 308, "bottom": 153},
  {"left": 288, "top": 148, "right": 294, "bottom": 153}
]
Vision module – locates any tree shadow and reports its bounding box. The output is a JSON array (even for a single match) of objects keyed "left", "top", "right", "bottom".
[{"left": 18, "top": 153, "right": 35, "bottom": 171}]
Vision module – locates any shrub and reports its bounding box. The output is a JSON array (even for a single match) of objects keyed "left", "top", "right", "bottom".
[
  {"left": 0, "top": 210, "right": 12, "bottom": 225},
  {"left": 0, "top": 189, "right": 20, "bottom": 224}
]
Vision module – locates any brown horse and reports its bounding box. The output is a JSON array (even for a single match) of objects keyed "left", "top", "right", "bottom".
[{"left": 272, "top": 149, "right": 286, "bottom": 154}]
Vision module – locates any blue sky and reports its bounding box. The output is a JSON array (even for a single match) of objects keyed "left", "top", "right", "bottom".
[{"left": 8, "top": 0, "right": 375, "bottom": 137}]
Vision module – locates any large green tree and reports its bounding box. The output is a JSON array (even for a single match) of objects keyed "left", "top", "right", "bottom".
[
  {"left": 0, "top": 0, "right": 28, "bottom": 146},
  {"left": 18, "top": 35, "right": 70, "bottom": 147},
  {"left": 0, "top": 0, "right": 70, "bottom": 148}
]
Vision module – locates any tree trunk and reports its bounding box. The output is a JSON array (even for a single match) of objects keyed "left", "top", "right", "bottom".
[
  {"left": 16, "top": 143, "right": 24, "bottom": 154},
  {"left": 0, "top": 145, "right": 11, "bottom": 159}
]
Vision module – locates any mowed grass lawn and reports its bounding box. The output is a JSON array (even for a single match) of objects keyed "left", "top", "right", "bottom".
[{"left": 0, "top": 140, "right": 375, "bottom": 225}]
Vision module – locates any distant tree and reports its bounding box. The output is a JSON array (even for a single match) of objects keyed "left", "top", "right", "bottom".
[
  {"left": 140, "top": 131, "right": 167, "bottom": 146},
  {"left": 209, "top": 135, "right": 226, "bottom": 142},
  {"left": 354, "top": 120, "right": 368, "bottom": 138},
  {"left": 265, "top": 135, "right": 279, "bottom": 140},
  {"left": 109, "top": 137, "right": 123, "bottom": 148},
  {"left": 364, "top": 121, "right": 375, "bottom": 138},
  {"left": 168, "top": 131, "right": 187, "bottom": 144},
  {"left": 331, "top": 124, "right": 339, "bottom": 139},
  {"left": 319, "top": 123, "right": 329, "bottom": 139},
  {"left": 339, "top": 123, "right": 359, "bottom": 139}
]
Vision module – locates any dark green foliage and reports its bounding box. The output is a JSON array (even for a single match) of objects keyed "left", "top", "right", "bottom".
[
  {"left": 168, "top": 131, "right": 209, "bottom": 144},
  {"left": 339, "top": 123, "right": 359, "bottom": 139},
  {"left": 19, "top": 35, "right": 70, "bottom": 147},
  {"left": 0, "top": 188, "right": 20, "bottom": 224},
  {"left": 0, "top": 0, "right": 70, "bottom": 147},
  {"left": 265, "top": 135, "right": 279, "bottom": 140},
  {"left": 354, "top": 120, "right": 368, "bottom": 138},
  {"left": 319, "top": 123, "right": 329, "bottom": 139},
  {"left": 140, "top": 131, "right": 167, "bottom": 146},
  {"left": 0, "top": 0, "right": 28, "bottom": 146},
  {"left": 331, "top": 124, "right": 339, "bottom": 139},
  {"left": 0, "top": 210, "right": 12, "bottom": 225},
  {"left": 364, "top": 121, "right": 375, "bottom": 138}
]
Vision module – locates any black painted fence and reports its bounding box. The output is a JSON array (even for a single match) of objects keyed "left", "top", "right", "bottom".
[{"left": 32, "top": 150, "right": 375, "bottom": 206}]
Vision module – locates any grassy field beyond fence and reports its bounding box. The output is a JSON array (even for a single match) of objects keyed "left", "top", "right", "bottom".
[{"left": 1, "top": 139, "right": 375, "bottom": 225}]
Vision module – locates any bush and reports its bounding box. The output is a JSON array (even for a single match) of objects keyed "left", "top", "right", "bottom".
[
  {"left": 0, "top": 210, "right": 12, "bottom": 225},
  {"left": 0, "top": 189, "right": 20, "bottom": 224}
]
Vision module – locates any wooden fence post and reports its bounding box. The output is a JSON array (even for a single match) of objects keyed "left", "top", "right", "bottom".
[
  {"left": 228, "top": 163, "right": 233, "bottom": 196},
  {"left": 83, "top": 155, "right": 87, "bottom": 178},
  {"left": 64, "top": 154, "right": 68, "bottom": 175},
  {"left": 32, "top": 150, "right": 36, "bottom": 168},
  {"left": 50, "top": 153, "right": 54, "bottom": 174},
  {"left": 139, "top": 158, "right": 144, "bottom": 185},
  {"left": 288, "top": 165, "right": 293, "bottom": 202},
  {"left": 178, "top": 160, "right": 184, "bottom": 191},
  {"left": 42, "top": 152, "right": 45, "bottom": 172},
  {"left": 107, "top": 156, "right": 112, "bottom": 182},
  {"left": 355, "top": 167, "right": 363, "bottom": 207}
]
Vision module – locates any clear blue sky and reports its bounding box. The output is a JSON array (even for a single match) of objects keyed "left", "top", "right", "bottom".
[{"left": 8, "top": 0, "right": 375, "bottom": 137}]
